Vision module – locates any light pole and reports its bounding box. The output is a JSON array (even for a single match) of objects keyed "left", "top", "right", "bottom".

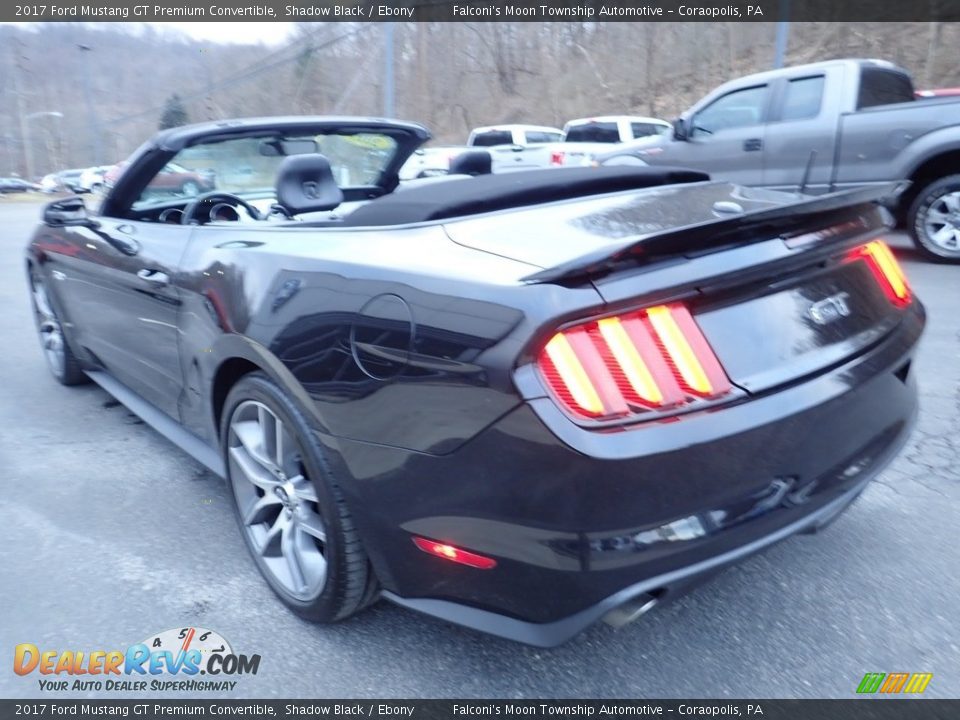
[
  {"left": 78, "top": 44, "right": 102, "bottom": 165},
  {"left": 773, "top": 0, "right": 791, "bottom": 69},
  {"left": 24, "top": 111, "right": 64, "bottom": 179},
  {"left": 383, "top": 23, "right": 395, "bottom": 118}
]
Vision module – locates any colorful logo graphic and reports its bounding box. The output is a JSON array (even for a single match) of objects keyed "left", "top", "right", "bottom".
[
  {"left": 14, "top": 627, "right": 260, "bottom": 693},
  {"left": 856, "top": 672, "right": 933, "bottom": 694}
]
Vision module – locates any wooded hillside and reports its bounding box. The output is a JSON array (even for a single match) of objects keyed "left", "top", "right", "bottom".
[{"left": 2, "top": 21, "right": 957, "bottom": 176}]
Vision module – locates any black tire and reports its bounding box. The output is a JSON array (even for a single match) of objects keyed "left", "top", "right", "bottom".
[
  {"left": 907, "top": 174, "right": 960, "bottom": 263},
  {"left": 220, "top": 372, "right": 377, "bottom": 622},
  {"left": 29, "top": 267, "right": 88, "bottom": 386}
]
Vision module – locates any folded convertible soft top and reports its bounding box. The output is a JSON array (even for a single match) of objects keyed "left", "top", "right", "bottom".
[{"left": 342, "top": 166, "right": 710, "bottom": 227}]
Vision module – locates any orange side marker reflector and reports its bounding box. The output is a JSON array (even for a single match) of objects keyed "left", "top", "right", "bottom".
[{"left": 412, "top": 537, "right": 497, "bottom": 570}]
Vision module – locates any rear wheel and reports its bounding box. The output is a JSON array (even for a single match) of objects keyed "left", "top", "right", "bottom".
[
  {"left": 29, "top": 268, "right": 87, "bottom": 386},
  {"left": 221, "top": 372, "right": 377, "bottom": 622},
  {"left": 908, "top": 174, "right": 960, "bottom": 263}
]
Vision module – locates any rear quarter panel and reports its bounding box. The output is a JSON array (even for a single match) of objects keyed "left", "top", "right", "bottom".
[{"left": 175, "top": 223, "right": 602, "bottom": 454}]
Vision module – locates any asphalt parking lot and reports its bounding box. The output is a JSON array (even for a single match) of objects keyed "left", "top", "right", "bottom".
[{"left": 0, "top": 199, "right": 957, "bottom": 700}]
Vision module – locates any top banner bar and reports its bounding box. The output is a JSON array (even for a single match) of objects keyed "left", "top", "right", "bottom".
[{"left": 5, "top": 0, "right": 960, "bottom": 22}]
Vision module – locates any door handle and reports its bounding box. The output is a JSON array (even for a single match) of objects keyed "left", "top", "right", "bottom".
[
  {"left": 137, "top": 269, "right": 169, "bottom": 288},
  {"left": 743, "top": 138, "right": 763, "bottom": 152}
]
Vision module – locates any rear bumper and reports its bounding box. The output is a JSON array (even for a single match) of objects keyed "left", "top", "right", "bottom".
[
  {"left": 327, "top": 303, "right": 923, "bottom": 645},
  {"left": 382, "top": 470, "right": 881, "bottom": 647}
]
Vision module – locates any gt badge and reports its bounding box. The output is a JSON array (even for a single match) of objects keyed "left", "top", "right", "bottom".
[{"left": 809, "top": 291, "right": 852, "bottom": 325}]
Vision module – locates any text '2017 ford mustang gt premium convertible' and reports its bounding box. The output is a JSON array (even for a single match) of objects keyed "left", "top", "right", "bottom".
[{"left": 26, "top": 117, "right": 923, "bottom": 646}]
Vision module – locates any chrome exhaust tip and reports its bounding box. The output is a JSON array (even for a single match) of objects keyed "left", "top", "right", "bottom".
[{"left": 602, "top": 593, "right": 659, "bottom": 629}]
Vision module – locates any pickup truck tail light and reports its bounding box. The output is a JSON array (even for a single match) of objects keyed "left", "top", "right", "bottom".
[
  {"left": 850, "top": 241, "right": 911, "bottom": 307},
  {"left": 537, "top": 303, "right": 732, "bottom": 420},
  {"left": 550, "top": 151, "right": 565, "bottom": 166}
]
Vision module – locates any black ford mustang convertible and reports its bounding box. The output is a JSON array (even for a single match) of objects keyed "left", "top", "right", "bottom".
[{"left": 26, "top": 117, "right": 923, "bottom": 646}]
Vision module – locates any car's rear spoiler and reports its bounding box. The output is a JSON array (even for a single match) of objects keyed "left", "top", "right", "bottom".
[{"left": 522, "top": 183, "right": 904, "bottom": 285}]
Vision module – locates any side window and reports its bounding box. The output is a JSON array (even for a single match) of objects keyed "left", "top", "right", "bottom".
[
  {"left": 693, "top": 85, "right": 769, "bottom": 135},
  {"left": 857, "top": 67, "right": 916, "bottom": 109},
  {"left": 630, "top": 123, "right": 668, "bottom": 139},
  {"left": 781, "top": 76, "right": 825, "bottom": 121},
  {"left": 525, "top": 131, "right": 551, "bottom": 144}
]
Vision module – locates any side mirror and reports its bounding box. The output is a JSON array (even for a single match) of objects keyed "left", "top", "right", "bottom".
[
  {"left": 43, "top": 197, "right": 99, "bottom": 228},
  {"left": 672, "top": 117, "right": 689, "bottom": 142}
]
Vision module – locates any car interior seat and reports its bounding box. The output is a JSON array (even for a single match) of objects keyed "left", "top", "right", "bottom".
[
  {"left": 448, "top": 150, "right": 493, "bottom": 176},
  {"left": 274, "top": 153, "right": 344, "bottom": 217}
]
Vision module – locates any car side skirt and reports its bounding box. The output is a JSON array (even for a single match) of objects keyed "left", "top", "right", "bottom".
[{"left": 86, "top": 369, "right": 226, "bottom": 477}]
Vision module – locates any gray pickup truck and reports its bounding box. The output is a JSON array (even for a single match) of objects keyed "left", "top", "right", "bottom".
[{"left": 598, "top": 58, "right": 960, "bottom": 262}]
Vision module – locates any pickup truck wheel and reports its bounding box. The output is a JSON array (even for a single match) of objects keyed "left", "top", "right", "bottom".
[
  {"left": 221, "top": 372, "right": 378, "bottom": 623},
  {"left": 909, "top": 175, "right": 960, "bottom": 263}
]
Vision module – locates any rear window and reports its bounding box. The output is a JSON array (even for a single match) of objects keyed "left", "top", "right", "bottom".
[
  {"left": 526, "top": 131, "right": 562, "bottom": 144},
  {"left": 857, "top": 67, "right": 915, "bottom": 109},
  {"left": 471, "top": 131, "right": 513, "bottom": 146},
  {"left": 781, "top": 76, "right": 825, "bottom": 121},
  {"left": 565, "top": 122, "right": 620, "bottom": 143}
]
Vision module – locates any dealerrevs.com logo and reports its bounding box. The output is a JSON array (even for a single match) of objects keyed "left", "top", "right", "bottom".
[{"left": 14, "top": 627, "right": 261, "bottom": 693}]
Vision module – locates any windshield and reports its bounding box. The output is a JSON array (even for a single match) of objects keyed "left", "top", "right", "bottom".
[{"left": 132, "top": 131, "right": 398, "bottom": 210}]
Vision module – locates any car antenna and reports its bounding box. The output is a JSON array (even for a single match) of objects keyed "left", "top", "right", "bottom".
[{"left": 799, "top": 150, "right": 817, "bottom": 195}]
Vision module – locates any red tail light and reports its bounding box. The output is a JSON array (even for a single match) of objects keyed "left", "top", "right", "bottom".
[
  {"left": 537, "top": 303, "right": 732, "bottom": 421},
  {"left": 412, "top": 537, "right": 497, "bottom": 570},
  {"left": 851, "top": 241, "right": 911, "bottom": 307},
  {"left": 550, "top": 151, "right": 565, "bottom": 166}
]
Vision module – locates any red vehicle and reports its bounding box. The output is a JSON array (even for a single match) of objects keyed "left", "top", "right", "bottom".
[
  {"left": 104, "top": 160, "right": 215, "bottom": 195},
  {"left": 915, "top": 88, "right": 960, "bottom": 98}
]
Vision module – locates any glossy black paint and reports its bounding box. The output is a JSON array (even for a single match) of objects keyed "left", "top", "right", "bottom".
[{"left": 26, "top": 118, "right": 924, "bottom": 645}]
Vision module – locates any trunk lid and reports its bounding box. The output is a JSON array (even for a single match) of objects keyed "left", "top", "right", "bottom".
[
  {"left": 692, "top": 253, "right": 905, "bottom": 393},
  {"left": 442, "top": 181, "right": 790, "bottom": 269},
  {"left": 447, "top": 180, "right": 910, "bottom": 406}
]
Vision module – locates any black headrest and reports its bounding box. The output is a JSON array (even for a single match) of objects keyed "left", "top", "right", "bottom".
[
  {"left": 449, "top": 150, "right": 492, "bottom": 176},
  {"left": 275, "top": 153, "right": 344, "bottom": 214}
]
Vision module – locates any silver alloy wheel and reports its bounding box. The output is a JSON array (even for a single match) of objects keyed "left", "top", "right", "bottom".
[
  {"left": 227, "top": 400, "right": 328, "bottom": 600},
  {"left": 32, "top": 276, "right": 66, "bottom": 376},
  {"left": 922, "top": 190, "right": 960, "bottom": 253}
]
